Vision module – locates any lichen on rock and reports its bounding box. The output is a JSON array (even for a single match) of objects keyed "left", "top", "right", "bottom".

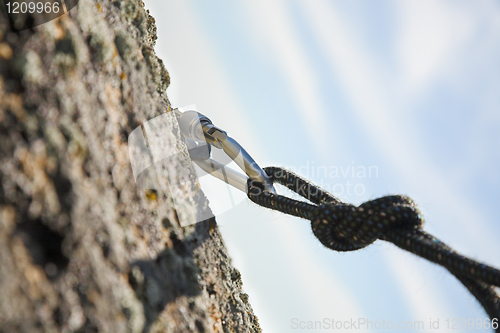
[{"left": 0, "top": 1, "right": 261, "bottom": 332}]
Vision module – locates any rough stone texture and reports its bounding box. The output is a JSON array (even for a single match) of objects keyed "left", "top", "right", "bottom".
[{"left": 0, "top": 1, "right": 261, "bottom": 332}]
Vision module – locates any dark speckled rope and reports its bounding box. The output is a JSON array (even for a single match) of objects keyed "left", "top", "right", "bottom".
[{"left": 248, "top": 166, "right": 500, "bottom": 329}]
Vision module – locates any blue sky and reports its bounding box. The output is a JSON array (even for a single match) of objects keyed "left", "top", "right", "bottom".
[{"left": 145, "top": 1, "right": 500, "bottom": 332}]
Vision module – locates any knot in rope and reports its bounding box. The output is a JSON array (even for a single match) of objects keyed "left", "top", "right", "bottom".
[
  {"left": 247, "top": 166, "right": 500, "bottom": 327},
  {"left": 312, "top": 195, "right": 423, "bottom": 251}
]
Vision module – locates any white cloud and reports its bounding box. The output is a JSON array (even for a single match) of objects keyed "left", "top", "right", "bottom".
[
  {"left": 299, "top": 0, "right": 500, "bottom": 320},
  {"left": 299, "top": 0, "right": 500, "bottom": 256},
  {"left": 145, "top": 1, "right": 363, "bottom": 330},
  {"left": 145, "top": 0, "right": 500, "bottom": 330},
  {"left": 383, "top": 248, "right": 455, "bottom": 322},
  {"left": 145, "top": 0, "right": 262, "bottom": 158},
  {"left": 395, "top": 0, "right": 476, "bottom": 96},
  {"left": 240, "top": 0, "right": 337, "bottom": 157}
]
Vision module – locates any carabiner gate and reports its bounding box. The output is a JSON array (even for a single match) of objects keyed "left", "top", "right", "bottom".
[{"left": 174, "top": 108, "right": 276, "bottom": 194}]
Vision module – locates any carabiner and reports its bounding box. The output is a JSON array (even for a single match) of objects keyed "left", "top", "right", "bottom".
[{"left": 174, "top": 108, "right": 276, "bottom": 194}]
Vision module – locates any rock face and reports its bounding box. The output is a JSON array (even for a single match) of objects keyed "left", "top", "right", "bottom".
[{"left": 0, "top": 1, "right": 261, "bottom": 332}]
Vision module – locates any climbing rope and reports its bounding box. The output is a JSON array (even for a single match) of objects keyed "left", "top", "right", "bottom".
[
  {"left": 247, "top": 166, "right": 500, "bottom": 330},
  {"left": 174, "top": 107, "right": 499, "bottom": 328}
]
